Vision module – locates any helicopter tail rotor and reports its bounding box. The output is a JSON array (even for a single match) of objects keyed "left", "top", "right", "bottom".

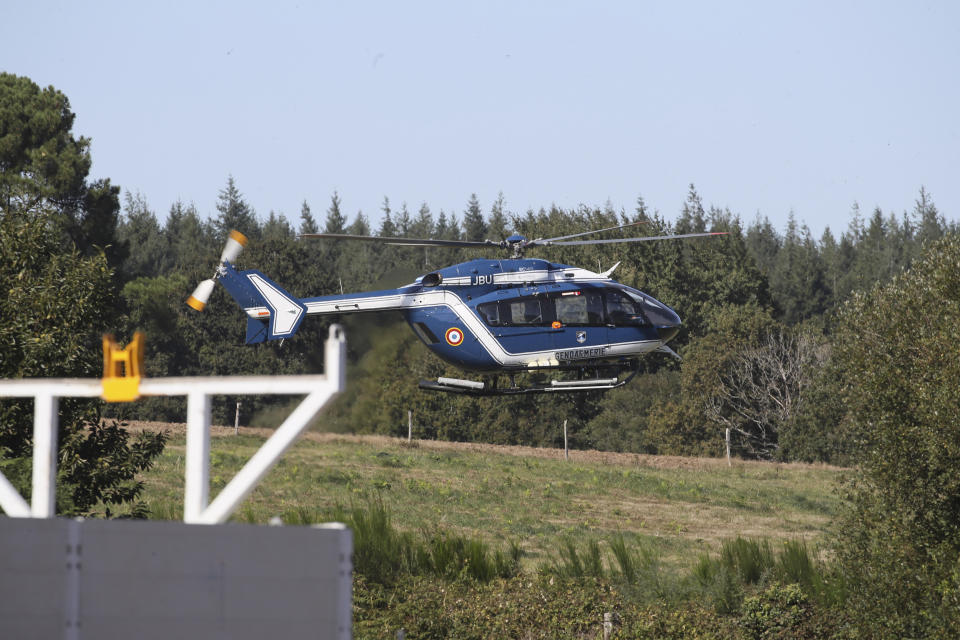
[
  {"left": 186, "top": 230, "right": 249, "bottom": 312},
  {"left": 186, "top": 279, "right": 216, "bottom": 311}
]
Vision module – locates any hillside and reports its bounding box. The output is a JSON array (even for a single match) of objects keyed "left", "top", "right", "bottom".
[{"left": 126, "top": 421, "right": 844, "bottom": 572}]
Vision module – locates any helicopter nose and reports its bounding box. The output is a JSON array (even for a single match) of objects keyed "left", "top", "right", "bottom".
[
  {"left": 656, "top": 323, "right": 680, "bottom": 343},
  {"left": 644, "top": 299, "right": 681, "bottom": 343}
]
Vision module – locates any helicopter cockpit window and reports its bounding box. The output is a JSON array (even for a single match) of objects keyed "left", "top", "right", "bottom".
[
  {"left": 605, "top": 289, "right": 648, "bottom": 326},
  {"left": 553, "top": 291, "right": 605, "bottom": 325}
]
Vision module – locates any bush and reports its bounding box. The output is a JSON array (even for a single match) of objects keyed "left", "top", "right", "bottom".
[
  {"left": 831, "top": 234, "right": 960, "bottom": 636},
  {"left": 739, "top": 582, "right": 809, "bottom": 639},
  {"left": 331, "top": 497, "right": 520, "bottom": 584}
]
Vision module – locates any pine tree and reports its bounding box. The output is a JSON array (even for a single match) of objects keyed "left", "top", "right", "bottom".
[
  {"left": 116, "top": 191, "right": 167, "bottom": 279},
  {"left": 488, "top": 192, "right": 509, "bottom": 240},
  {"left": 348, "top": 211, "right": 371, "bottom": 235},
  {"left": 214, "top": 176, "right": 259, "bottom": 240},
  {"left": 299, "top": 200, "right": 318, "bottom": 234},
  {"left": 676, "top": 184, "right": 707, "bottom": 233},
  {"left": 411, "top": 202, "right": 434, "bottom": 238},
  {"left": 324, "top": 191, "right": 347, "bottom": 234},
  {"left": 463, "top": 193, "right": 487, "bottom": 241},
  {"left": 395, "top": 202, "right": 412, "bottom": 237},
  {"left": 914, "top": 186, "right": 944, "bottom": 247},
  {"left": 379, "top": 196, "right": 396, "bottom": 237},
  {"left": 746, "top": 215, "right": 781, "bottom": 277}
]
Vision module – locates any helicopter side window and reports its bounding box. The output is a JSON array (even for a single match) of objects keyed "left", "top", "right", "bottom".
[
  {"left": 478, "top": 298, "right": 549, "bottom": 326},
  {"left": 605, "top": 289, "right": 647, "bottom": 326},
  {"left": 477, "top": 301, "right": 501, "bottom": 326},
  {"left": 552, "top": 291, "right": 606, "bottom": 326},
  {"left": 513, "top": 299, "right": 543, "bottom": 325}
]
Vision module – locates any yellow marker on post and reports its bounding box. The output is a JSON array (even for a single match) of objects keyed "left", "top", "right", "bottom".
[{"left": 101, "top": 332, "right": 145, "bottom": 402}]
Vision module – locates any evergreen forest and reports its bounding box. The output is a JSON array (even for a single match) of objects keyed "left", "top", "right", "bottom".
[{"left": 111, "top": 177, "right": 951, "bottom": 467}]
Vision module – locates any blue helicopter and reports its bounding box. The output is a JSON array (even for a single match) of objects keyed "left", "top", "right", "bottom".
[{"left": 187, "top": 224, "right": 726, "bottom": 395}]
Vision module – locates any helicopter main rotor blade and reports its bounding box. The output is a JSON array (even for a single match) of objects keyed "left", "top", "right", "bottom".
[
  {"left": 299, "top": 232, "right": 497, "bottom": 249},
  {"left": 538, "top": 220, "right": 648, "bottom": 244},
  {"left": 545, "top": 231, "right": 728, "bottom": 246}
]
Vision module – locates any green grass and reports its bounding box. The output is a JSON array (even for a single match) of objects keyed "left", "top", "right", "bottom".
[{"left": 130, "top": 429, "right": 843, "bottom": 575}]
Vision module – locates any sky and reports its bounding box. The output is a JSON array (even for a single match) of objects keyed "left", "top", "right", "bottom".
[{"left": 4, "top": 1, "right": 958, "bottom": 238}]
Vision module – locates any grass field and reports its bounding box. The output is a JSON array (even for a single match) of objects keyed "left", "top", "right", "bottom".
[{"left": 129, "top": 422, "right": 845, "bottom": 573}]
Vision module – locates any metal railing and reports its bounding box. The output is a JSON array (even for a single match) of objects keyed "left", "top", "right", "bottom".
[{"left": 0, "top": 325, "right": 346, "bottom": 524}]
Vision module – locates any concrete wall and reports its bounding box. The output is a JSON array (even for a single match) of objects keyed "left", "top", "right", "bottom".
[{"left": 0, "top": 518, "right": 352, "bottom": 639}]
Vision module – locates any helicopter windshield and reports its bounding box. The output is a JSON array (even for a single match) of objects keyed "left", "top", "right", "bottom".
[{"left": 604, "top": 289, "right": 648, "bottom": 326}]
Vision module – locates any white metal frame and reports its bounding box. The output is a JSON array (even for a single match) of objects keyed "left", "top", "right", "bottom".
[{"left": 0, "top": 325, "right": 346, "bottom": 524}]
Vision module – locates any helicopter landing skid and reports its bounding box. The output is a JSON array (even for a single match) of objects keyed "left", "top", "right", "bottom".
[{"left": 418, "top": 362, "right": 640, "bottom": 396}]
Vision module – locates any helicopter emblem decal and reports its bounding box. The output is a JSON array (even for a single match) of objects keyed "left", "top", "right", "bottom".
[
  {"left": 576, "top": 331, "right": 587, "bottom": 344},
  {"left": 445, "top": 327, "right": 465, "bottom": 346}
]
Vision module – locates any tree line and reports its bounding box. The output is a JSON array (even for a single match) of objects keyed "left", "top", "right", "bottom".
[{"left": 103, "top": 164, "right": 952, "bottom": 466}]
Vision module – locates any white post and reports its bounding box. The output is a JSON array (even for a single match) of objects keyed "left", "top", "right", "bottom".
[
  {"left": 325, "top": 325, "right": 346, "bottom": 390},
  {"left": 407, "top": 410, "right": 412, "bottom": 442},
  {"left": 563, "top": 419, "right": 569, "bottom": 461},
  {"left": 31, "top": 393, "right": 59, "bottom": 517},
  {"left": 184, "top": 392, "right": 211, "bottom": 523},
  {"left": 235, "top": 401, "right": 241, "bottom": 435},
  {"left": 200, "top": 386, "right": 336, "bottom": 524},
  {"left": 726, "top": 428, "right": 731, "bottom": 466}
]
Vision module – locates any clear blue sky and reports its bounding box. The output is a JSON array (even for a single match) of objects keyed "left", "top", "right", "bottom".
[{"left": 4, "top": 1, "right": 958, "bottom": 238}]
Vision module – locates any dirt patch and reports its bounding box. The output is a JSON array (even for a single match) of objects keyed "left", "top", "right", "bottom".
[{"left": 122, "top": 420, "right": 845, "bottom": 473}]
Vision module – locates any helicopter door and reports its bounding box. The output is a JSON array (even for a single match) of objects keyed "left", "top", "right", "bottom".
[
  {"left": 549, "top": 290, "right": 608, "bottom": 356},
  {"left": 483, "top": 295, "right": 555, "bottom": 356}
]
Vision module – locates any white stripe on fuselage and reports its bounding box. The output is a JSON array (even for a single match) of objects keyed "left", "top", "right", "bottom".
[{"left": 421, "top": 267, "right": 609, "bottom": 288}]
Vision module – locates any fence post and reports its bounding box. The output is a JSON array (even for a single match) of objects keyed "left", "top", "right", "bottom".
[
  {"left": 726, "top": 428, "right": 731, "bottom": 466},
  {"left": 235, "top": 401, "right": 241, "bottom": 435},
  {"left": 408, "top": 410, "right": 412, "bottom": 442},
  {"left": 563, "top": 419, "right": 569, "bottom": 461}
]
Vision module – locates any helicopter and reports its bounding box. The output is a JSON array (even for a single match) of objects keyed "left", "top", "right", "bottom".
[{"left": 186, "top": 224, "right": 726, "bottom": 396}]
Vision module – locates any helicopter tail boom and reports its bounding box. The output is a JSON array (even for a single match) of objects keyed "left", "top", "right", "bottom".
[{"left": 216, "top": 262, "right": 307, "bottom": 344}]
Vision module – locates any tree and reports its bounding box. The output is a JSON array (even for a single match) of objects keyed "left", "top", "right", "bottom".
[
  {"left": 324, "top": 191, "right": 347, "bottom": 234},
  {"left": 645, "top": 303, "right": 778, "bottom": 456},
  {"left": 0, "top": 74, "right": 165, "bottom": 516},
  {"left": 705, "top": 328, "right": 828, "bottom": 459},
  {"left": 214, "top": 176, "right": 258, "bottom": 240},
  {"left": 831, "top": 233, "right": 960, "bottom": 636},
  {"left": 298, "top": 200, "right": 318, "bottom": 234},
  {"left": 0, "top": 73, "right": 90, "bottom": 210},
  {"left": 165, "top": 200, "right": 212, "bottom": 274},
  {"left": 463, "top": 193, "right": 487, "bottom": 241},
  {"left": 378, "top": 196, "right": 396, "bottom": 237},
  {"left": 116, "top": 191, "right": 167, "bottom": 280},
  {"left": 488, "top": 192, "right": 509, "bottom": 241},
  {"left": 0, "top": 205, "right": 165, "bottom": 515}
]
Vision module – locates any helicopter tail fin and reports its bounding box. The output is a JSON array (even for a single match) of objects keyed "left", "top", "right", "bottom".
[{"left": 217, "top": 262, "right": 307, "bottom": 344}]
